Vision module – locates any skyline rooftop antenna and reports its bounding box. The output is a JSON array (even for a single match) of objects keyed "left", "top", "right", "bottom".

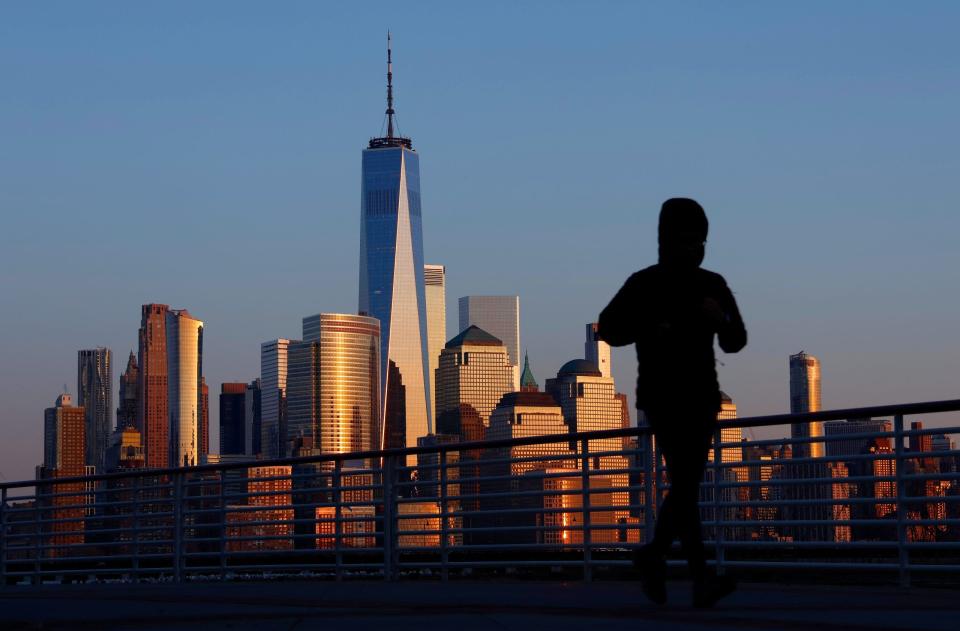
[{"left": 386, "top": 30, "right": 394, "bottom": 139}]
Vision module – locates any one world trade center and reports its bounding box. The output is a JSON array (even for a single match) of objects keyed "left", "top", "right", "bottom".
[{"left": 359, "top": 33, "right": 432, "bottom": 451}]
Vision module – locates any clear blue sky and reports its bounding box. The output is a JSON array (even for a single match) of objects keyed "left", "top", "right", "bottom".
[{"left": 2, "top": 2, "right": 959, "bottom": 482}]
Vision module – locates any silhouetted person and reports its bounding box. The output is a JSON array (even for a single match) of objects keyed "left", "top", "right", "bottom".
[{"left": 598, "top": 198, "right": 746, "bottom": 608}]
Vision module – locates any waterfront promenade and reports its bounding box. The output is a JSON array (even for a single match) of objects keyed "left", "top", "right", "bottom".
[{"left": 2, "top": 579, "right": 958, "bottom": 631}]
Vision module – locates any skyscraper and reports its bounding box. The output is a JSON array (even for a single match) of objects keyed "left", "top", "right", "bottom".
[
  {"left": 116, "top": 351, "right": 139, "bottom": 430},
  {"left": 43, "top": 393, "right": 86, "bottom": 472},
  {"left": 77, "top": 347, "right": 112, "bottom": 471},
  {"left": 434, "top": 326, "right": 515, "bottom": 439},
  {"left": 424, "top": 264, "right": 446, "bottom": 428},
  {"left": 166, "top": 309, "right": 203, "bottom": 467},
  {"left": 41, "top": 393, "right": 87, "bottom": 554},
  {"left": 790, "top": 351, "right": 823, "bottom": 459},
  {"left": 220, "top": 382, "right": 247, "bottom": 456},
  {"left": 584, "top": 322, "right": 611, "bottom": 379},
  {"left": 200, "top": 376, "right": 209, "bottom": 460},
  {"left": 359, "top": 35, "right": 432, "bottom": 448},
  {"left": 245, "top": 379, "right": 262, "bottom": 456},
  {"left": 138, "top": 303, "right": 169, "bottom": 468},
  {"left": 458, "top": 295, "right": 520, "bottom": 389},
  {"left": 261, "top": 338, "right": 295, "bottom": 459},
  {"left": 520, "top": 352, "right": 539, "bottom": 392},
  {"left": 288, "top": 314, "right": 381, "bottom": 454}
]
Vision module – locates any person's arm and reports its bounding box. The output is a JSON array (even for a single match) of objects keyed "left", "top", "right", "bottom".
[
  {"left": 597, "top": 273, "right": 642, "bottom": 347},
  {"left": 715, "top": 280, "right": 746, "bottom": 353}
]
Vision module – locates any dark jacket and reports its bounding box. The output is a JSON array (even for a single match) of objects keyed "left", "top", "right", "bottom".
[{"left": 597, "top": 264, "right": 746, "bottom": 413}]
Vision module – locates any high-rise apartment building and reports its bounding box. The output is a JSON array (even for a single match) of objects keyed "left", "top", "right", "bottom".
[
  {"left": 261, "top": 338, "right": 295, "bottom": 459},
  {"left": 584, "top": 323, "right": 611, "bottom": 379},
  {"left": 359, "top": 36, "right": 432, "bottom": 449},
  {"left": 790, "top": 351, "right": 823, "bottom": 458},
  {"left": 288, "top": 314, "right": 381, "bottom": 455},
  {"left": 166, "top": 309, "right": 203, "bottom": 467},
  {"left": 424, "top": 264, "right": 446, "bottom": 428},
  {"left": 43, "top": 393, "right": 86, "bottom": 472},
  {"left": 138, "top": 303, "right": 169, "bottom": 468},
  {"left": 220, "top": 382, "right": 248, "bottom": 456},
  {"left": 458, "top": 295, "right": 520, "bottom": 389},
  {"left": 116, "top": 351, "right": 139, "bottom": 430},
  {"left": 77, "top": 347, "right": 112, "bottom": 472},
  {"left": 434, "top": 326, "right": 515, "bottom": 439}
]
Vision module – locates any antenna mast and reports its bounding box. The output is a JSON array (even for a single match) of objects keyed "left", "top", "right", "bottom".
[{"left": 386, "top": 31, "right": 394, "bottom": 139}]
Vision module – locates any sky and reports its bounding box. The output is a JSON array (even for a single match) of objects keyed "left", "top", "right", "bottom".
[{"left": 2, "top": 1, "right": 959, "bottom": 483}]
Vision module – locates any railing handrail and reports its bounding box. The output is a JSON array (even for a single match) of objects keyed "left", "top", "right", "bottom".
[{"left": 4, "top": 397, "right": 960, "bottom": 491}]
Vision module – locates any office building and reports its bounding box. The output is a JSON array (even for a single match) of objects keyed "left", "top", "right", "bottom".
[
  {"left": 220, "top": 382, "right": 248, "bottom": 456},
  {"left": 138, "top": 303, "right": 169, "bottom": 468},
  {"left": 288, "top": 314, "right": 381, "bottom": 455},
  {"left": 424, "top": 264, "right": 446, "bottom": 427},
  {"left": 487, "top": 392, "right": 573, "bottom": 475},
  {"left": 245, "top": 379, "right": 262, "bottom": 456},
  {"left": 116, "top": 351, "right": 139, "bottom": 430},
  {"left": 458, "top": 295, "right": 520, "bottom": 389},
  {"left": 41, "top": 393, "right": 87, "bottom": 555},
  {"left": 435, "top": 326, "right": 515, "bottom": 437},
  {"left": 790, "top": 351, "right": 823, "bottom": 458},
  {"left": 200, "top": 377, "right": 209, "bottom": 459},
  {"left": 261, "top": 338, "right": 295, "bottom": 459},
  {"left": 77, "top": 347, "right": 112, "bottom": 471},
  {"left": 166, "top": 309, "right": 204, "bottom": 467},
  {"left": 585, "top": 322, "right": 611, "bottom": 379},
  {"left": 359, "top": 35, "right": 432, "bottom": 448}
]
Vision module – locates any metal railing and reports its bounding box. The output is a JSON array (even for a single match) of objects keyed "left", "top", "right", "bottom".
[{"left": 3, "top": 399, "right": 960, "bottom": 587}]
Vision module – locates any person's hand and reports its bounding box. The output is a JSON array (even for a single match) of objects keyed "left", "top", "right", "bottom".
[{"left": 701, "top": 297, "right": 726, "bottom": 326}]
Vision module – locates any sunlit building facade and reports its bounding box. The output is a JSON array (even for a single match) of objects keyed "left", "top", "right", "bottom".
[
  {"left": 261, "top": 338, "right": 294, "bottom": 459},
  {"left": 424, "top": 264, "right": 446, "bottom": 427},
  {"left": 435, "top": 326, "right": 515, "bottom": 437},
  {"left": 40, "top": 393, "right": 87, "bottom": 556},
  {"left": 584, "top": 323, "right": 611, "bottom": 379},
  {"left": 138, "top": 303, "right": 169, "bottom": 468},
  {"left": 359, "top": 133, "right": 431, "bottom": 451},
  {"left": 459, "top": 295, "right": 521, "bottom": 390},
  {"left": 166, "top": 309, "right": 203, "bottom": 467},
  {"left": 790, "top": 351, "right": 823, "bottom": 458},
  {"left": 289, "top": 313, "right": 381, "bottom": 455}
]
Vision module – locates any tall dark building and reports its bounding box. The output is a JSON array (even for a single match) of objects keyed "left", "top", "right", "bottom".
[
  {"left": 220, "top": 382, "right": 248, "bottom": 456},
  {"left": 77, "top": 347, "right": 112, "bottom": 471},
  {"left": 116, "top": 351, "right": 139, "bottom": 430},
  {"left": 246, "top": 379, "right": 262, "bottom": 456},
  {"left": 138, "top": 303, "right": 169, "bottom": 469}
]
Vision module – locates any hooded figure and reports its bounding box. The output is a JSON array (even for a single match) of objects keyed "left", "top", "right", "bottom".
[{"left": 597, "top": 197, "right": 746, "bottom": 608}]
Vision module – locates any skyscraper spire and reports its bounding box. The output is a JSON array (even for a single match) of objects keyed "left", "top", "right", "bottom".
[
  {"left": 370, "top": 31, "right": 411, "bottom": 149},
  {"left": 386, "top": 30, "right": 394, "bottom": 139}
]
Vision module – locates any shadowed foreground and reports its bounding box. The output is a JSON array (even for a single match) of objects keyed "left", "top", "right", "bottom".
[{"left": 1, "top": 580, "right": 958, "bottom": 631}]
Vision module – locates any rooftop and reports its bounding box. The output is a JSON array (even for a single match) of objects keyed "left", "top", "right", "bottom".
[{"left": 446, "top": 325, "right": 504, "bottom": 349}]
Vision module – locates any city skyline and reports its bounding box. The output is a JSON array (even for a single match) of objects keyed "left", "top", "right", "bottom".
[{"left": 3, "top": 3, "right": 960, "bottom": 482}]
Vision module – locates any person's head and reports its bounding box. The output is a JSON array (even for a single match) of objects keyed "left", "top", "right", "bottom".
[{"left": 658, "top": 197, "right": 708, "bottom": 269}]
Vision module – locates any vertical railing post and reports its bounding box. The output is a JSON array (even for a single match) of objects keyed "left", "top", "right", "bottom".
[
  {"left": 132, "top": 476, "right": 141, "bottom": 583},
  {"left": 580, "top": 438, "right": 592, "bottom": 582},
  {"left": 218, "top": 469, "right": 227, "bottom": 581},
  {"left": 333, "top": 460, "right": 343, "bottom": 581},
  {"left": 712, "top": 425, "right": 725, "bottom": 576},
  {"left": 382, "top": 454, "right": 396, "bottom": 581},
  {"left": 642, "top": 432, "right": 655, "bottom": 544},
  {"left": 894, "top": 414, "right": 909, "bottom": 587},
  {"left": 0, "top": 487, "right": 7, "bottom": 588},
  {"left": 172, "top": 472, "right": 183, "bottom": 583},
  {"left": 439, "top": 449, "right": 449, "bottom": 581}
]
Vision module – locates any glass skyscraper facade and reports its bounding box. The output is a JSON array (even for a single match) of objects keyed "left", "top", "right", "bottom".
[
  {"left": 424, "top": 264, "right": 446, "bottom": 429},
  {"left": 290, "top": 313, "right": 381, "bottom": 455},
  {"left": 77, "top": 347, "right": 112, "bottom": 472},
  {"left": 359, "top": 137, "right": 432, "bottom": 448},
  {"left": 790, "top": 351, "right": 823, "bottom": 458},
  {"left": 459, "top": 296, "right": 521, "bottom": 390},
  {"left": 261, "top": 338, "right": 294, "bottom": 459},
  {"left": 166, "top": 309, "right": 203, "bottom": 467}
]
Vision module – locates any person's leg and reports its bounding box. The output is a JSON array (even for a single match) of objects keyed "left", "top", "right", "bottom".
[{"left": 670, "top": 423, "right": 712, "bottom": 581}]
